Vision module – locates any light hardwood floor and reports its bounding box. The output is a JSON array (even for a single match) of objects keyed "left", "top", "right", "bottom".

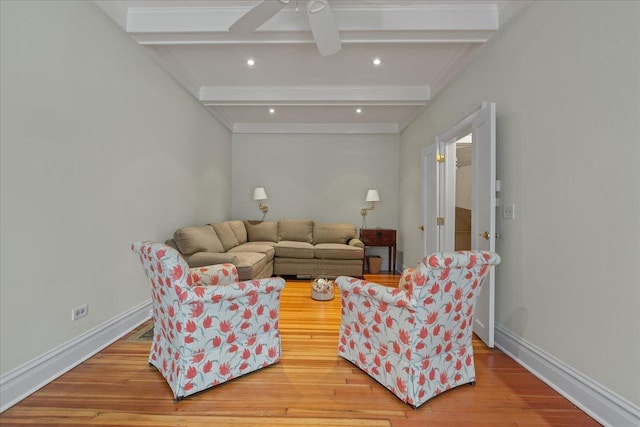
[{"left": 0, "top": 274, "right": 600, "bottom": 426}]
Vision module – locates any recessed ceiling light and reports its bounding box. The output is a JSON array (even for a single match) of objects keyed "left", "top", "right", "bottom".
[
  {"left": 268, "top": 108, "right": 276, "bottom": 114},
  {"left": 356, "top": 108, "right": 362, "bottom": 114},
  {"left": 247, "top": 58, "right": 256, "bottom": 67},
  {"left": 372, "top": 57, "right": 382, "bottom": 66}
]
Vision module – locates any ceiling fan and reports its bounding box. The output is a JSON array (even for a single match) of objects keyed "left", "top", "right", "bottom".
[{"left": 229, "top": 0, "right": 342, "bottom": 56}]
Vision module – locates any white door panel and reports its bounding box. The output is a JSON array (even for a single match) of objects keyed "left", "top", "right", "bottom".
[
  {"left": 471, "top": 102, "right": 496, "bottom": 347},
  {"left": 422, "top": 144, "right": 439, "bottom": 256}
]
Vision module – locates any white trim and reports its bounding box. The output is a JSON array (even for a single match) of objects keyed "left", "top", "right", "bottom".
[
  {"left": 0, "top": 300, "right": 152, "bottom": 413},
  {"left": 199, "top": 85, "right": 430, "bottom": 104},
  {"left": 232, "top": 122, "right": 399, "bottom": 134},
  {"left": 495, "top": 324, "right": 640, "bottom": 427}
]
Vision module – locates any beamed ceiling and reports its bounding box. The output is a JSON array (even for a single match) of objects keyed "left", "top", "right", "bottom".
[{"left": 96, "top": 0, "right": 531, "bottom": 134}]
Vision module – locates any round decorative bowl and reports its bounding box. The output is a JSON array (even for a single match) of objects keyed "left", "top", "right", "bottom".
[{"left": 311, "top": 278, "right": 334, "bottom": 301}]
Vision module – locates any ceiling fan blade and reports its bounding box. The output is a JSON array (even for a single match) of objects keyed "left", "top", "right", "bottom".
[
  {"left": 307, "top": 0, "right": 341, "bottom": 56},
  {"left": 229, "top": 0, "right": 290, "bottom": 34}
]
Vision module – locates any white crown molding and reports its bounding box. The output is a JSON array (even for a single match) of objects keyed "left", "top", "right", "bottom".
[
  {"left": 232, "top": 122, "right": 399, "bottom": 134},
  {"left": 495, "top": 324, "right": 640, "bottom": 427},
  {"left": 0, "top": 300, "right": 152, "bottom": 413},
  {"left": 205, "top": 106, "right": 235, "bottom": 132},
  {"left": 498, "top": 0, "right": 534, "bottom": 28},
  {"left": 199, "top": 85, "right": 430, "bottom": 104},
  {"left": 94, "top": 1, "right": 129, "bottom": 30},
  {"left": 142, "top": 45, "right": 200, "bottom": 98}
]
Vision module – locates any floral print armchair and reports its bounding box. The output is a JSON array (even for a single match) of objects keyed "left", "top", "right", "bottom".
[
  {"left": 131, "top": 241, "right": 285, "bottom": 401},
  {"left": 336, "top": 250, "right": 500, "bottom": 408}
]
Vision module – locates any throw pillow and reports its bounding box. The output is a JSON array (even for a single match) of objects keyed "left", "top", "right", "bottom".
[
  {"left": 244, "top": 220, "right": 278, "bottom": 242},
  {"left": 313, "top": 223, "right": 356, "bottom": 244},
  {"left": 173, "top": 225, "right": 224, "bottom": 255},
  {"left": 212, "top": 222, "right": 239, "bottom": 252},
  {"left": 278, "top": 219, "right": 313, "bottom": 243},
  {"left": 227, "top": 220, "right": 248, "bottom": 244}
]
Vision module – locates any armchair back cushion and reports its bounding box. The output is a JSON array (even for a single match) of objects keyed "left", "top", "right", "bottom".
[{"left": 131, "top": 241, "right": 285, "bottom": 400}]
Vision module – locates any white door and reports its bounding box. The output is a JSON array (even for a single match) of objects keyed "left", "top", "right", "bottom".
[
  {"left": 421, "top": 143, "right": 441, "bottom": 256},
  {"left": 470, "top": 102, "right": 497, "bottom": 347},
  {"left": 422, "top": 102, "right": 497, "bottom": 348}
]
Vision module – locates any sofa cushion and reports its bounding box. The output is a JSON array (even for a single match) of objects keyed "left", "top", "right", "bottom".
[
  {"left": 313, "top": 223, "right": 357, "bottom": 244},
  {"left": 314, "top": 243, "right": 364, "bottom": 260},
  {"left": 278, "top": 219, "right": 313, "bottom": 243},
  {"left": 227, "top": 220, "right": 248, "bottom": 244},
  {"left": 231, "top": 252, "right": 268, "bottom": 281},
  {"left": 212, "top": 222, "right": 239, "bottom": 252},
  {"left": 173, "top": 225, "right": 224, "bottom": 255},
  {"left": 244, "top": 220, "right": 278, "bottom": 242},
  {"left": 274, "top": 241, "right": 315, "bottom": 259},
  {"left": 229, "top": 242, "right": 275, "bottom": 260}
]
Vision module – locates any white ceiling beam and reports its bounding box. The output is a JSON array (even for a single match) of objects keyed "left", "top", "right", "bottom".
[
  {"left": 134, "top": 30, "right": 494, "bottom": 45},
  {"left": 123, "top": 4, "right": 499, "bottom": 34},
  {"left": 230, "top": 122, "right": 400, "bottom": 135},
  {"left": 199, "top": 85, "right": 430, "bottom": 104}
]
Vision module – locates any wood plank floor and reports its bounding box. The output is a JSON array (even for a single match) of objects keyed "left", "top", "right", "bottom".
[{"left": 0, "top": 274, "right": 600, "bottom": 426}]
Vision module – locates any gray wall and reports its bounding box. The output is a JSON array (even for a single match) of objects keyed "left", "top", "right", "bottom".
[
  {"left": 0, "top": 1, "right": 232, "bottom": 374},
  {"left": 232, "top": 133, "right": 400, "bottom": 267},
  {"left": 400, "top": 0, "right": 639, "bottom": 406}
]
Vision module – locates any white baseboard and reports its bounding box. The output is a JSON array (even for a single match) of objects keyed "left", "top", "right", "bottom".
[
  {"left": 495, "top": 324, "right": 640, "bottom": 427},
  {"left": 0, "top": 300, "right": 151, "bottom": 413}
]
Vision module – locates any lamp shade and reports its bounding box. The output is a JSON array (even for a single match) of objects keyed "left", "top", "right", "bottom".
[
  {"left": 365, "top": 189, "right": 380, "bottom": 202},
  {"left": 253, "top": 187, "right": 268, "bottom": 201}
]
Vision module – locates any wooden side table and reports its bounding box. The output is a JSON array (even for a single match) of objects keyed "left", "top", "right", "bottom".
[{"left": 359, "top": 229, "right": 397, "bottom": 274}]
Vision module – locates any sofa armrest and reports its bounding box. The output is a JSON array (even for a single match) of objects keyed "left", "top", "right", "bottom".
[
  {"left": 348, "top": 238, "right": 365, "bottom": 249},
  {"left": 189, "top": 263, "right": 239, "bottom": 286},
  {"left": 183, "top": 251, "right": 239, "bottom": 268}
]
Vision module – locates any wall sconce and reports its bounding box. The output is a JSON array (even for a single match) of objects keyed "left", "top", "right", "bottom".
[
  {"left": 253, "top": 187, "right": 269, "bottom": 218},
  {"left": 360, "top": 189, "right": 380, "bottom": 229}
]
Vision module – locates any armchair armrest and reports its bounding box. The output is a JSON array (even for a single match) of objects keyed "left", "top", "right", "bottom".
[
  {"left": 397, "top": 268, "right": 416, "bottom": 292},
  {"left": 189, "top": 263, "right": 238, "bottom": 286},
  {"left": 176, "top": 276, "right": 286, "bottom": 305},
  {"left": 336, "top": 276, "right": 413, "bottom": 310}
]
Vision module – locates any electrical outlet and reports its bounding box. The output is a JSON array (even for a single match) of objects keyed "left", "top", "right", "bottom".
[{"left": 72, "top": 304, "right": 88, "bottom": 321}]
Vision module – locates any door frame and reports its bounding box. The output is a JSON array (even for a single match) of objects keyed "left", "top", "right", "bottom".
[{"left": 421, "top": 102, "right": 497, "bottom": 347}]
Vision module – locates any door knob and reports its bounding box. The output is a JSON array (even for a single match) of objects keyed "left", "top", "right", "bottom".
[
  {"left": 479, "top": 231, "right": 490, "bottom": 240},
  {"left": 418, "top": 225, "right": 424, "bottom": 231}
]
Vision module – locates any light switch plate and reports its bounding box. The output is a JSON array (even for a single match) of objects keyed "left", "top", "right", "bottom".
[{"left": 503, "top": 203, "right": 515, "bottom": 220}]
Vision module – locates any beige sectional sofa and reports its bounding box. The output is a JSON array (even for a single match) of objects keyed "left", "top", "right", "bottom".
[{"left": 167, "top": 219, "right": 364, "bottom": 281}]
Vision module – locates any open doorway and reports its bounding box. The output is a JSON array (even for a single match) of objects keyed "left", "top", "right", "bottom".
[
  {"left": 455, "top": 134, "right": 472, "bottom": 250},
  {"left": 421, "top": 102, "right": 496, "bottom": 347}
]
